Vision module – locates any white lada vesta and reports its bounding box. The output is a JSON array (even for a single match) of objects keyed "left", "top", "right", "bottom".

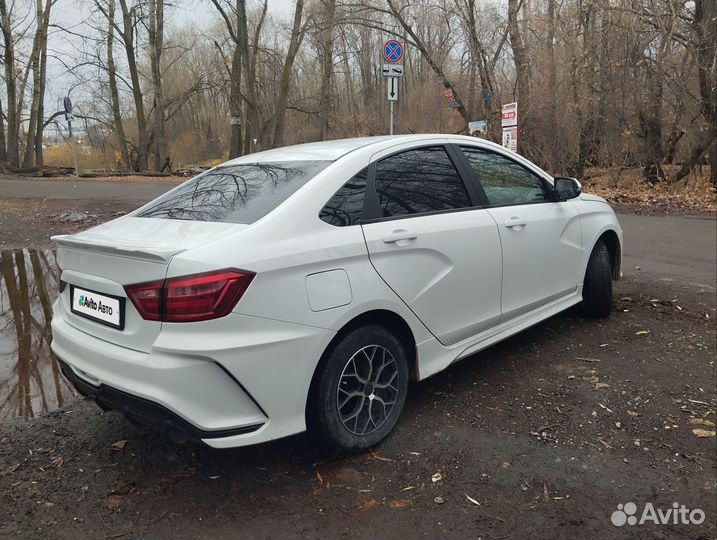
[{"left": 51, "top": 134, "right": 623, "bottom": 452}]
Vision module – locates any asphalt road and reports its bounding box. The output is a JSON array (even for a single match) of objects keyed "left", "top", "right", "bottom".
[
  {"left": 0, "top": 177, "right": 174, "bottom": 204},
  {"left": 619, "top": 213, "right": 716, "bottom": 288}
]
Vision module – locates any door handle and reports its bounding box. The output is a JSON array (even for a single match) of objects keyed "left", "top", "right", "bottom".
[
  {"left": 503, "top": 217, "right": 526, "bottom": 229},
  {"left": 382, "top": 229, "right": 418, "bottom": 244}
]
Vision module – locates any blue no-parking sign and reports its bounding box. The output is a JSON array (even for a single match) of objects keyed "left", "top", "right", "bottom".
[{"left": 383, "top": 40, "right": 404, "bottom": 64}]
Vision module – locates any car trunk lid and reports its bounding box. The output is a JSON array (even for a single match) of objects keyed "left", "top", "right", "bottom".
[{"left": 53, "top": 217, "right": 243, "bottom": 352}]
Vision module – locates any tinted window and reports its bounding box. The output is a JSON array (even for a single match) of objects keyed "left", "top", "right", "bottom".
[
  {"left": 374, "top": 147, "right": 471, "bottom": 217},
  {"left": 137, "top": 161, "right": 331, "bottom": 223},
  {"left": 461, "top": 147, "right": 548, "bottom": 206},
  {"left": 320, "top": 168, "right": 367, "bottom": 226}
]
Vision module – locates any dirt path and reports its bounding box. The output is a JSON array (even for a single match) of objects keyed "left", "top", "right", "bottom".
[{"left": 0, "top": 278, "right": 714, "bottom": 539}]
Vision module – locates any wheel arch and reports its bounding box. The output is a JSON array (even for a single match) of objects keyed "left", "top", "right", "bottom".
[{"left": 306, "top": 309, "right": 418, "bottom": 423}]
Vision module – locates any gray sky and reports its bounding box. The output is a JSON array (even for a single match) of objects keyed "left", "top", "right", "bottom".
[{"left": 44, "top": 0, "right": 294, "bottom": 116}]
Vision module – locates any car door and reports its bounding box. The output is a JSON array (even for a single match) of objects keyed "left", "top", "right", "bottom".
[
  {"left": 360, "top": 144, "right": 502, "bottom": 346},
  {"left": 457, "top": 145, "right": 582, "bottom": 322}
]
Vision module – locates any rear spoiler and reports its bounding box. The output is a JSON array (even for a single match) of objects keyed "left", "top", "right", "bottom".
[{"left": 51, "top": 234, "right": 183, "bottom": 264}]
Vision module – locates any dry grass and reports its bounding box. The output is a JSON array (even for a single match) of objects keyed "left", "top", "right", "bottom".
[{"left": 582, "top": 165, "right": 716, "bottom": 214}]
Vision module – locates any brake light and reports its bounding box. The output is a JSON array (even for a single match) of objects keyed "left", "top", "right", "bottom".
[
  {"left": 125, "top": 280, "right": 163, "bottom": 321},
  {"left": 125, "top": 269, "right": 254, "bottom": 323}
]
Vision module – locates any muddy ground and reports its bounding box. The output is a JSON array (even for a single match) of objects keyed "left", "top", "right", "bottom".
[{"left": 0, "top": 177, "right": 715, "bottom": 539}]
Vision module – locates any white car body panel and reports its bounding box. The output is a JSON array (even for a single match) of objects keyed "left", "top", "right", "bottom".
[
  {"left": 362, "top": 209, "right": 502, "bottom": 345},
  {"left": 486, "top": 201, "right": 582, "bottom": 321},
  {"left": 50, "top": 134, "right": 623, "bottom": 448}
]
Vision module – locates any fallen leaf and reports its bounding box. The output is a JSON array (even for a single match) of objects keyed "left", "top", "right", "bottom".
[
  {"left": 595, "top": 383, "right": 610, "bottom": 390},
  {"left": 50, "top": 457, "right": 64, "bottom": 468},
  {"left": 389, "top": 499, "right": 411, "bottom": 509},
  {"left": 598, "top": 403, "right": 614, "bottom": 413},
  {"left": 431, "top": 472, "right": 442, "bottom": 483},
  {"left": 627, "top": 410, "right": 640, "bottom": 417},
  {"left": 106, "top": 494, "right": 123, "bottom": 511},
  {"left": 466, "top": 494, "right": 481, "bottom": 506},
  {"left": 543, "top": 483, "right": 550, "bottom": 501},
  {"left": 111, "top": 440, "right": 127, "bottom": 450},
  {"left": 635, "top": 330, "right": 650, "bottom": 336},
  {"left": 598, "top": 438, "right": 613, "bottom": 449},
  {"left": 692, "top": 429, "right": 716, "bottom": 438},
  {"left": 370, "top": 452, "right": 395, "bottom": 462},
  {"left": 501, "top": 461, "right": 511, "bottom": 470},
  {"left": 357, "top": 499, "right": 379, "bottom": 511},
  {"left": 316, "top": 471, "right": 323, "bottom": 485},
  {"left": 688, "top": 418, "right": 715, "bottom": 427},
  {"left": 401, "top": 486, "right": 415, "bottom": 492}
]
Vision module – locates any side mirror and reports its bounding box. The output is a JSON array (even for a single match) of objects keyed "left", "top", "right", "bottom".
[{"left": 553, "top": 177, "right": 582, "bottom": 201}]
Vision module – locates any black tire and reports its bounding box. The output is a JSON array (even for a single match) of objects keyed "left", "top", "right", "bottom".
[
  {"left": 307, "top": 325, "right": 409, "bottom": 453},
  {"left": 583, "top": 240, "right": 613, "bottom": 318}
]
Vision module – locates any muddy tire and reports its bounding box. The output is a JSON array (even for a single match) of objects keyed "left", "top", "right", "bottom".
[
  {"left": 307, "top": 325, "right": 408, "bottom": 453},
  {"left": 583, "top": 240, "right": 613, "bottom": 318}
]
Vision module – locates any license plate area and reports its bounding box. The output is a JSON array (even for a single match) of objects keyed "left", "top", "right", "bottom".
[{"left": 70, "top": 285, "right": 125, "bottom": 330}]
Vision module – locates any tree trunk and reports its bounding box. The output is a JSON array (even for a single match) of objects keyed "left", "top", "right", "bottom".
[
  {"left": 33, "top": 0, "right": 51, "bottom": 169},
  {"left": 546, "top": 0, "right": 558, "bottom": 168},
  {"left": 319, "top": 0, "right": 336, "bottom": 140},
  {"left": 0, "top": 0, "right": 19, "bottom": 167},
  {"left": 694, "top": 0, "right": 716, "bottom": 187},
  {"left": 148, "top": 0, "right": 166, "bottom": 170},
  {"left": 22, "top": 0, "right": 44, "bottom": 169},
  {"left": 0, "top": 97, "right": 6, "bottom": 163},
  {"left": 272, "top": 0, "right": 304, "bottom": 148},
  {"left": 673, "top": 134, "right": 715, "bottom": 183},
  {"left": 507, "top": 0, "right": 531, "bottom": 155},
  {"left": 118, "top": 0, "right": 148, "bottom": 171},
  {"left": 228, "top": 42, "right": 243, "bottom": 159},
  {"left": 106, "top": 0, "right": 131, "bottom": 169}
]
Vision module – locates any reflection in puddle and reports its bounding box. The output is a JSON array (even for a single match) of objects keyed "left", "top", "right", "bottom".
[{"left": 0, "top": 249, "right": 76, "bottom": 419}]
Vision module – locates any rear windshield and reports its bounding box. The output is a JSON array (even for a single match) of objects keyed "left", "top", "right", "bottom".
[{"left": 136, "top": 160, "right": 331, "bottom": 224}]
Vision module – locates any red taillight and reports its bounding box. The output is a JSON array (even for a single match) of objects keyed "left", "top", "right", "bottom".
[
  {"left": 125, "top": 269, "right": 254, "bottom": 323},
  {"left": 125, "top": 280, "right": 164, "bottom": 321}
]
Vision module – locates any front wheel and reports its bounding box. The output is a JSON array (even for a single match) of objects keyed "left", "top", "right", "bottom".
[
  {"left": 307, "top": 325, "right": 409, "bottom": 453},
  {"left": 582, "top": 240, "right": 613, "bottom": 318}
]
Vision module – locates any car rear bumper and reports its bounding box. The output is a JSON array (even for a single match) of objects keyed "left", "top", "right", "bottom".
[
  {"left": 57, "top": 358, "right": 263, "bottom": 444},
  {"left": 51, "top": 302, "right": 333, "bottom": 448}
]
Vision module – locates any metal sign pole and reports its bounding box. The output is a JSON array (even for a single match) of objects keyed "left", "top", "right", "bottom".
[
  {"left": 389, "top": 101, "right": 394, "bottom": 136},
  {"left": 67, "top": 117, "right": 79, "bottom": 177},
  {"left": 383, "top": 39, "right": 403, "bottom": 137}
]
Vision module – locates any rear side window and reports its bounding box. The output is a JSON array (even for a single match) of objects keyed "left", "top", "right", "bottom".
[
  {"left": 374, "top": 146, "right": 471, "bottom": 217},
  {"left": 136, "top": 161, "right": 331, "bottom": 224},
  {"left": 320, "top": 168, "right": 367, "bottom": 226},
  {"left": 460, "top": 147, "right": 548, "bottom": 206}
]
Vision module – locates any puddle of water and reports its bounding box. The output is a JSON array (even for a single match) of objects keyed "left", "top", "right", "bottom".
[{"left": 0, "top": 249, "right": 77, "bottom": 419}]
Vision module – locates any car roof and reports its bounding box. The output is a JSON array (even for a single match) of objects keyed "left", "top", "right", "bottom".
[{"left": 221, "top": 134, "right": 506, "bottom": 164}]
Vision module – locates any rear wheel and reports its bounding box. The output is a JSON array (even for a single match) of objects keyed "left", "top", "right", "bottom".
[
  {"left": 583, "top": 240, "right": 613, "bottom": 318},
  {"left": 307, "top": 325, "right": 409, "bottom": 453}
]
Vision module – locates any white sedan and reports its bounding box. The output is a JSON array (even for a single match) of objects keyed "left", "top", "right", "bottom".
[{"left": 51, "top": 135, "right": 623, "bottom": 452}]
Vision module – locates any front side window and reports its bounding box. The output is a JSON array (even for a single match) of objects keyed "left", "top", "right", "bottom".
[
  {"left": 319, "top": 168, "right": 367, "bottom": 226},
  {"left": 460, "top": 147, "right": 548, "bottom": 206},
  {"left": 137, "top": 160, "right": 331, "bottom": 224},
  {"left": 374, "top": 146, "right": 472, "bottom": 217}
]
